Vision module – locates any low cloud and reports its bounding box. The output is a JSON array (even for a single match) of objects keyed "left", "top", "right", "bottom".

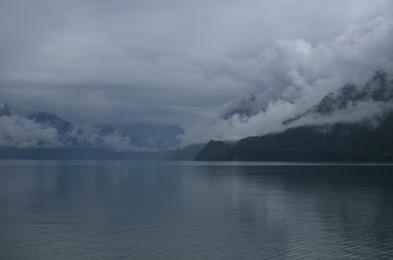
[
  {"left": 179, "top": 17, "right": 393, "bottom": 146},
  {"left": 0, "top": 114, "right": 61, "bottom": 148},
  {"left": 291, "top": 101, "right": 393, "bottom": 130},
  {"left": 0, "top": 106, "right": 158, "bottom": 151},
  {"left": 1, "top": 1, "right": 393, "bottom": 147},
  {"left": 68, "top": 124, "right": 158, "bottom": 152}
]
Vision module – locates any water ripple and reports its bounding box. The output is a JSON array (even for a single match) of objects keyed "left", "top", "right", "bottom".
[{"left": 1, "top": 161, "right": 393, "bottom": 259}]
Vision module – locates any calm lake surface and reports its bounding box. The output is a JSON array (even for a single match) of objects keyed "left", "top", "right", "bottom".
[{"left": 1, "top": 160, "right": 393, "bottom": 259}]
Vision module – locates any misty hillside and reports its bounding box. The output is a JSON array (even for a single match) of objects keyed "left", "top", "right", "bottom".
[
  {"left": 196, "top": 114, "right": 393, "bottom": 162},
  {"left": 166, "top": 144, "right": 205, "bottom": 161},
  {"left": 285, "top": 71, "right": 393, "bottom": 125},
  {"left": 195, "top": 72, "right": 393, "bottom": 161},
  {"left": 0, "top": 105, "right": 182, "bottom": 160}
]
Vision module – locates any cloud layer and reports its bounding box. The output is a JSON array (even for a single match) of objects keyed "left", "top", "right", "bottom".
[
  {"left": 0, "top": 0, "right": 393, "bottom": 148},
  {"left": 0, "top": 104, "right": 157, "bottom": 151},
  {"left": 179, "top": 17, "right": 393, "bottom": 145},
  {"left": 0, "top": 114, "right": 61, "bottom": 148}
]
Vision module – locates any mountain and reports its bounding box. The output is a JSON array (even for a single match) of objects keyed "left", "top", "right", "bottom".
[
  {"left": 285, "top": 71, "right": 393, "bottom": 125},
  {"left": 27, "top": 112, "right": 73, "bottom": 135},
  {"left": 99, "top": 123, "right": 183, "bottom": 151},
  {"left": 231, "top": 117, "right": 393, "bottom": 161},
  {"left": 166, "top": 143, "right": 205, "bottom": 161},
  {"left": 0, "top": 147, "right": 166, "bottom": 160},
  {"left": 197, "top": 114, "right": 393, "bottom": 162},
  {"left": 0, "top": 108, "right": 180, "bottom": 160},
  {"left": 196, "top": 71, "right": 393, "bottom": 162},
  {"left": 195, "top": 141, "right": 234, "bottom": 161}
]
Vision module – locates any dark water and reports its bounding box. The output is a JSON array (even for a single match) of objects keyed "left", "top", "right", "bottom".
[{"left": 1, "top": 160, "right": 393, "bottom": 259}]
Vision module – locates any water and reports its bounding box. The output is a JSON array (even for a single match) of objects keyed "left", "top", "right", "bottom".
[{"left": 1, "top": 160, "right": 393, "bottom": 259}]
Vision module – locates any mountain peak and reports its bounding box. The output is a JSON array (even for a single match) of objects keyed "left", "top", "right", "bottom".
[
  {"left": 285, "top": 71, "right": 393, "bottom": 125},
  {"left": 0, "top": 103, "right": 12, "bottom": 117},
  {"left": 27, "top": 112, "right": 73, "bottom": 135}
]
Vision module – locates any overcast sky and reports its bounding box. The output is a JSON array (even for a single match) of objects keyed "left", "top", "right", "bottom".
[{"left": 1, "top": 0, "right": 393, "bottom": 146}]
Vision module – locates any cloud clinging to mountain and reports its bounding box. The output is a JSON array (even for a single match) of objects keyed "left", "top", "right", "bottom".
[
  {"left": 179, "top": 17, "right": 393, "bottom": 145},
  {"left": 0, "top": 0, "right": 393, "bottom": 148}
]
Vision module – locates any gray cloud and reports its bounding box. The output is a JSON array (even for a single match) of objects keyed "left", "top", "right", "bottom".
[
  {"left": 0, "top": 103, "right": 157, "bottom": 151},
  {"left": 0, "top": 114, "right": 61, "bottom": 148},
  {"left": 68, "top": 123, "right": 158, "bottom": 151},
  {"left": 179, "top": 17, "right": 393, "bottom": 145},
  {"left": 1, "top": 0, "right": 393, "bottom": 147}
]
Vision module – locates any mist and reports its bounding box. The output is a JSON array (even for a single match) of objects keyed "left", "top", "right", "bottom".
[
  {"left": 0, "top": 0, "right": 393, "bottom": 149},
  {"left": 179, "top": 17, "right": 393, "bottom": 146}
]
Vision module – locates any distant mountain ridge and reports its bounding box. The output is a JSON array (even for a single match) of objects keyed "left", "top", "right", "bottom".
[
  {"left": 0, "top": 106, "right": 182, "bottom": 160},
  {"left": 166, "top": 144, "right": 205, "bottom": 161},
  {"left": 285, "top": 71, "right": 393, "bottom": 125},
  {"left": 27, "top": 112, "right": 73, "bottom": 135},
  {"left": 195, "top": 71, "right": 393, "bottom": 161}
]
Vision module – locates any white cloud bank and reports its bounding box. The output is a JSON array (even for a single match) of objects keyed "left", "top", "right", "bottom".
[
  {"left": 179, "top": 17, "right": 393, "bottom": 146},
  {"left": 0, "top": 114, "right": 61, "bottom": 148},
  {"left": 0, "top": 104, "right": 156, "bottom": 151}
]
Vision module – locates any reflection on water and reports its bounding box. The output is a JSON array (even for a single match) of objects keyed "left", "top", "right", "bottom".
[{"left": 1, "top": 160, "right": 393, "bottom": 259}]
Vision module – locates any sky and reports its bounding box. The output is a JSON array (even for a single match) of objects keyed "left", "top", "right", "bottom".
[{"left": 1, "top": 0, "right": 393, "bottom": 149}]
